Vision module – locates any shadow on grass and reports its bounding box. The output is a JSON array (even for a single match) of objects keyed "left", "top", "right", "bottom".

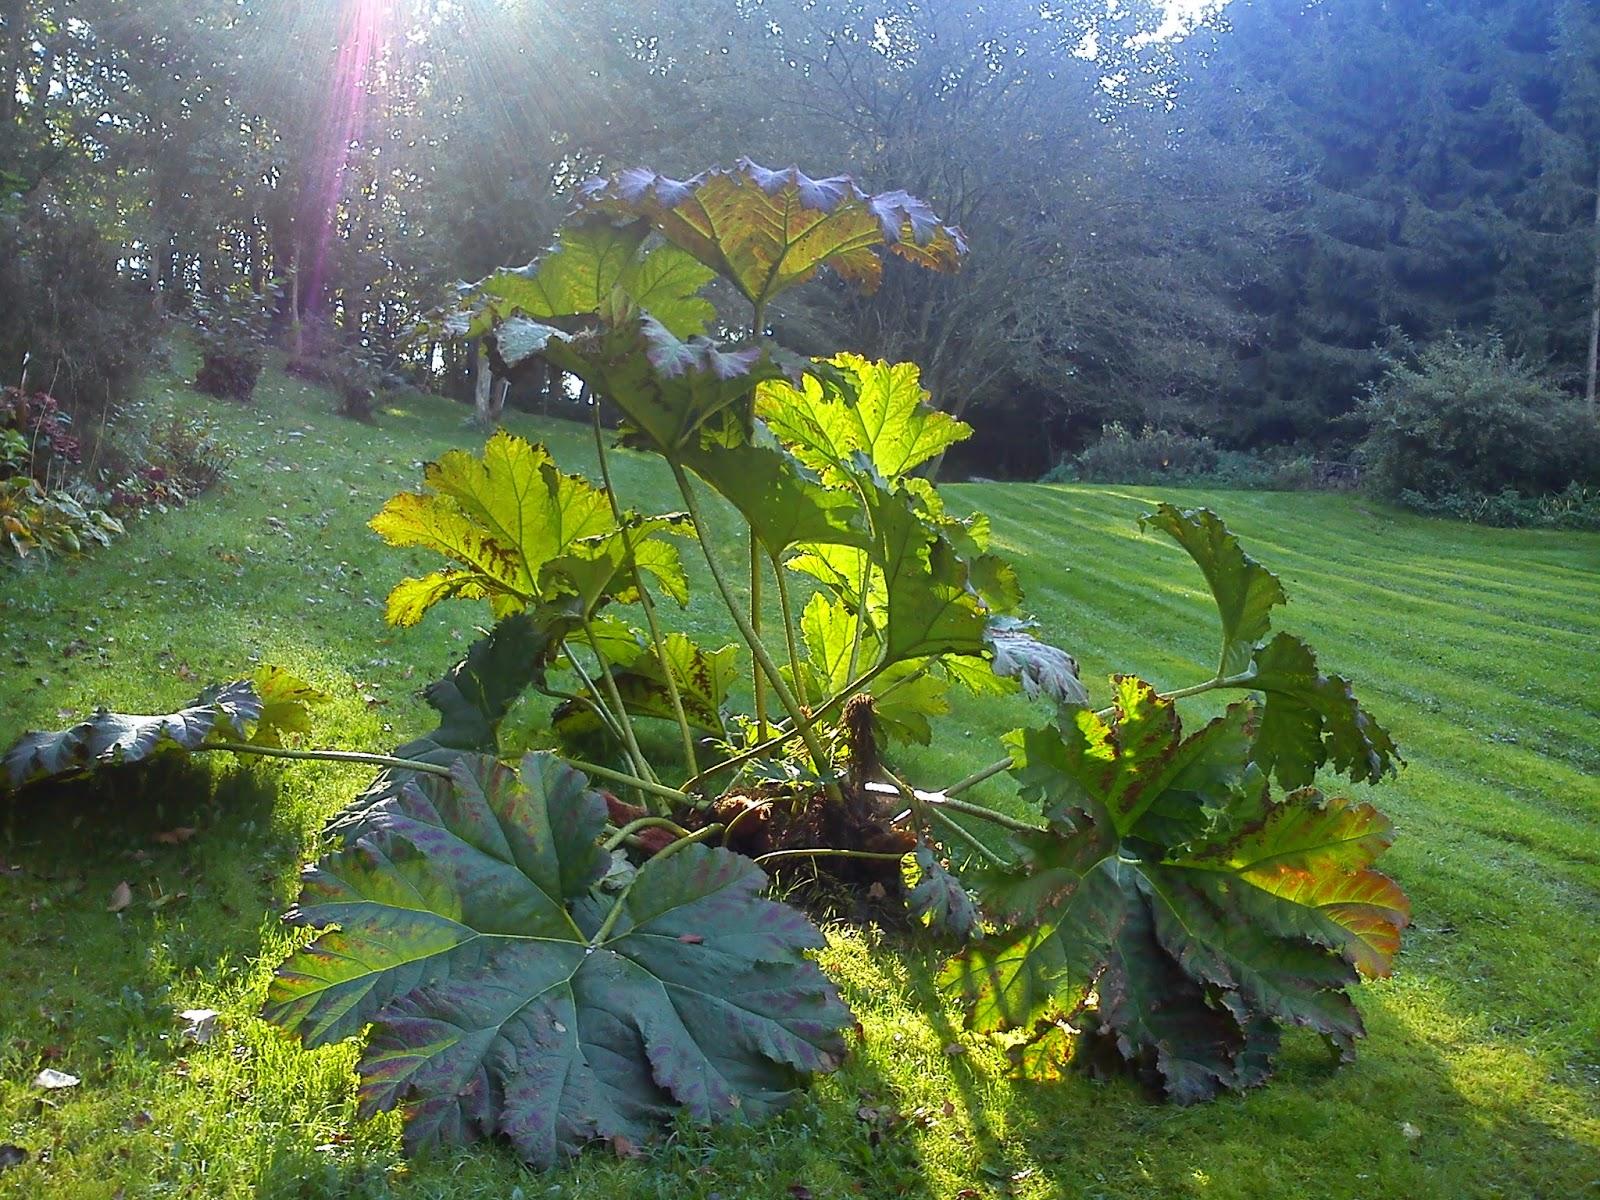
[
  {"left": 890, "top": 941, "right": 1599, "bottom": 1197},
  {"left": 0, "top": 756, "right": 292, "bottom": 1067}
]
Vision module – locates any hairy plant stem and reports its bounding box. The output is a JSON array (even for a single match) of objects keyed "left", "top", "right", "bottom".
[
  {"left": 566, "top": 758, "right": 692, "bottom": 807},
  {"left": 602, "top": 815, "right": 693, "bottom": 852},
  {"left": 591, "top": 407, "right": 700, "bottom": 775},
  {"left": 1087, "top": 669, "right": 1260, "bottom": 722},
  {"left": 720, "top": 796, "right": 776, "bottom": 846},
  {"left": 559, "top": 643, "right": 627, "bottom": 744},
  {"left": 197, "top": 743, "right": 455, "bottom": 776},
  {"left": 771, "top": 552, "right": 809, "bottom": 708},
  {"left": 867, "top": 777, "right": 1040, "bottom": 834},
  {"left": 747, "top": 299, "right": 770, "bottom": 742},
  {"left": 677, "top": 658, "right": 892, "bottom": 794},
  {"left": 925, "top": 805, "right": 1010, "bottom": 869},
  {"left": 846, "top": 555, "right": 872, "bottom": 682},
  {"left": 591, "top": 824, "right": 722, "bottom": 945},
  {"left": 944, "top": 756, "right": 1013, "bottom": 797},
  {"left": 750, "top": 538, "right": 769, "bottom": 740},
  {"left": 544, "top": 682, "right": 627, "bottom": 746},
  {"left": 934, "top": 793, "right": 1041, "bottom": 833},
  {"left": 884, "top": 768, "right": 1012, "bottom": 870},
  {"left": 577, "top": 615, "right": 661, "bottom": 804},
  {"left": 753, "top": 847, "right": 907, "bottom": 867},
  {"left": 670, "top": 461, "right": 843, "bottom": 805}
]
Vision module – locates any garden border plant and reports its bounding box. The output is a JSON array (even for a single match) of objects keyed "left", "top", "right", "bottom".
[{"left": 2, "top": 161, "right": 1409, "bottom": 1168}]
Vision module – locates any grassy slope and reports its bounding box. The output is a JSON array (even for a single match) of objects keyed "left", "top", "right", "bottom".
[{"left": 1, "top": 360, "right": 1596, "bottom": 1200}]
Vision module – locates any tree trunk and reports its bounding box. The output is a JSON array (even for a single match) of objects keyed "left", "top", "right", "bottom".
[
  {"left": 474, "top": 349, "right": 495, "bottom": 426},
  {"left": 1587, "top": 155, "right": 1600, "bottom": 412},
  {"left": 289, "top": 259, "right": 303, "bottom": 359}
]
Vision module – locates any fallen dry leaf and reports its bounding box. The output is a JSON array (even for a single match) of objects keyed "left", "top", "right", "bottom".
[
  {"left": 107, "top": 881, "right": 132, "bottom": 912},
  {"left": 34, "top": 1068, "right": 79, "bottom": 1090},
  {"left": 179, "top": 1009, "right": 220, "bottom": 1044}
]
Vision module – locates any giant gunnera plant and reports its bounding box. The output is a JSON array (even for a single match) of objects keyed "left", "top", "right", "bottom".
[{"left": 3, "top": 161, "right": 1407, "bottom": 1167}]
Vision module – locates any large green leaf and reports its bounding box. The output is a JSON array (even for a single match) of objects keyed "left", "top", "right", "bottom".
[
  {"left": 266, "top": 752, "right": 851, "bottom": 1164},
  {"left": 943, "top": 684, "right": 1408, "bottom": 1101},
  {"left": 756, "top": 355, "right": 970, "bottom": 485},
  {"left": 2, "top": 670, "right": 322, "bottom": 792},
  {"left": 554, "top": 626, "right": 739, "bottom": 739},
  {"left": 870, "top": 484, "right": 991, "bottom": 665},
  {"left": 330, "top": 614, "right": 560, "bottom": 840},
  {"left": 371, "top": 430, "right": 684, "bottom": 627},
  {"left": 1140, "top": 504, "right": 1288, "bottom": 677},
  {"left": 574, "top": 160, "right": 967, "bottom": 308},
  {"left": 442, "top": 218, "right": 716, "bottom": 348},
  {"left": 544, "top": 314, "right": 787, "bottom": 456},
  {"left": 1247, "top": 633, "right": 1402, "bottom": 788},
  {"left": 677, "top": 439, "right": 868, "bottom": 555},
  {"left": 798, "top": 592, "right": 867, "bottom": 697},
  {"left": 251, "top": 666, "right": 332, "bottom": 749},
  {"left": 903, "top": 844, "right": 979, "bottom": 940}
]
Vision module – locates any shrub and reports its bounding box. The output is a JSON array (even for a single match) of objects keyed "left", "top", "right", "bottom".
[
  {"left": 0, "top": 388, "right": 81, "bottom": 485},
  {"left": 287, "top": 350, "right": 380, "bottom": 422},
  {"left": 193, "top": 287, "right": 272, "bottom": 403},
  {"left": 1357, "top": 334, "right": 1600, "bottom": 501},
  {"left": 1042, "top": 422, "right": 1218, "bottom": 482},
  {"left": 0, "top": 476, "right": 123, "bottom": 562},
  {"left": 5, "top": 161, "right": 1409, "bottom": 1162},
  {"left": 1398, "top": 483, "right": 1600, "bottom": 531},
  {"left": 1044, "top": 423, "right": 1349, "bottom": 490},
  {"left": 106, "top": 415, "right": 235, "bottom": 515},
  {"left": 0, "top": 202, "right": 152, "bottom": 421}
]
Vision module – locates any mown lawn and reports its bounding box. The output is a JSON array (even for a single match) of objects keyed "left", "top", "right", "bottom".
[{"left": 1, "top": 360, "right": 1596, "bottom": 1199}]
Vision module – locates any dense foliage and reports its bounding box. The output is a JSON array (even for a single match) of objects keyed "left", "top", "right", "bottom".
[
  {"left": 1042, "top": 422, "right": 1348, "bottom": 491},
  {"left": 1358, "top": 335, "right": 1600, "bottom": 502},
  {"left": 3, "top": 1, "right": 1593, "bottom": 477},
  {"left": 1, "top": 166, "right": 1410, "bottom": 1169}
]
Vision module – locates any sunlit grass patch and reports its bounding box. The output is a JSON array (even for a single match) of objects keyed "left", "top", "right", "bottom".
[{"left": 0, "top": 362, "right": 1595, "bottom": 1198}]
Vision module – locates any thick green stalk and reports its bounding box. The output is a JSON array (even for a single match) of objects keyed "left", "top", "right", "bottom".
[
  {"left": 720, "top": 797, "right": 775, "bottom": 847},
  {"left": 559, "top": 643, "right": 636, "bottom": 766},
  {"left": 590, "top": 407, "right": 700, "bottom": 774},
  {"left": 924, "top": 805, "right": 1010, "bottom": 869},
  {"left": 568, "top": 757, "right": 692, "bottom": 807},
  {"left": 944, "top": 756, "right": 1012, "bottom": 797},
  {"left": 590, "top": 824, "right": 722, "bottom": 945},
  {"left": 670, "top": 462, "right": 843, "bottom": 805},
  {"left": 1091, "top": 669, "right": 1261, "bottom": 721},
  {"left": 846, "top": 555, "right": 872, "bottom": 682},
  {"left": 577, "top": 615, "right": 660, "bottom": 799},
  {"left": 771, "top": 551, "right": 809, "bottom": 708},
  {"left": 935, "top": 793, "right": 1040, "bottom": 833},
  {"left": 196, "top": 743, "right": 454, "bottom": 776},
  {"left": 602, "top": 815, "right": 693, "bottom": 851},
  {"left": 884, "top": 768, "right": 1011, "bottom": 870},
  {"left": 748, "top": 299, "right": 771, "bottom": 741},
  {"left": 677, "top": 658, "right": 891, "bottom": 793},
  {"left": 750, "top": 537, "right": 769, "bottom": 739},
  {"left": 754, "top": 847, "right": 907, "bottom": 867}
]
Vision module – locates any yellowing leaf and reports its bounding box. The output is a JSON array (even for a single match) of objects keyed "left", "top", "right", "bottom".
[
  {"left": 758, "top": 355, "right": 971, "bottom": 484},
  {"left": 370, "top": 431, "right": 684, "bottom": 626},
  {"left": 576, "top": 160, "right": 967, "bottom": 307}
]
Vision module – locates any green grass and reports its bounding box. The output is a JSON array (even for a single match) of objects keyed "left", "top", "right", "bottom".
[{"left": 1, "top": 358, "right": 1596, "bottom": 1199}]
